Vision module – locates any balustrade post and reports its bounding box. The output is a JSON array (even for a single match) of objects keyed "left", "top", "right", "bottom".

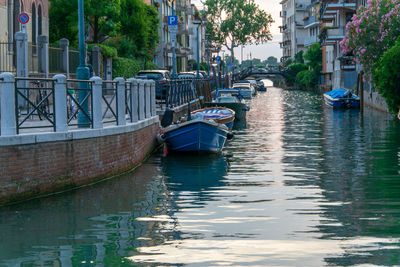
[
  {"left": 0, "top": 72, "right": 16, "bottom": 136},
  {"left": 127, "top": 78, "right": 138, "bottom": 122},
  {"left": 53, "top": 74, "right": 68, "bottom": 132},
  {"left": 60, "top": 38, "right": 70, "bottom": 77},
  {"left": 114, "top": 77, "right": 126, "bottom": 126},
  {"left": 91, "top": 76, "right": 103, "bottom": 129},
  {"left": 145, "top": 81, "right": 151, "bottom": 119},
  {"left": 150, "top": 80, "right": 156, "bottom": 116},
  {"left": 138, "top": 80, "right": 145, "bottom": 121}
]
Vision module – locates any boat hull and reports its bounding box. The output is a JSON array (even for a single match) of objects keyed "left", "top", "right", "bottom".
[
  {"left": 205, "top": 102, "right": 248, "bottom": 121},
  {"left": 164, "top": 120, "right": 229, "bottom": 153},
  {"left": 324, "top": 94, "right": 360, "bottom": 108}
]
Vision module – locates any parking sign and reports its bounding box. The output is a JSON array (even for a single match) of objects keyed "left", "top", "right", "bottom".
[{"left": 168, "top": 16, "right": 178, "bottom": 26}]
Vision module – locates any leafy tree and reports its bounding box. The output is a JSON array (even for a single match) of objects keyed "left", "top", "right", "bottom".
[
  {"left": 204, "top": 0, "right": 273, "bottom": 65},
  {"left": 284, "top": 63, "right": 307, "bottom": 87},
  {"left": 296, "top": 43, "right": 322, "bottom": 89},
  {"left": 49, "top": 0, "right": 121, "bottom": 45},
  {"left": 294, "top": 51, "right": 304, "bottom": 64},
  {"left": 117, "top": 0, "right": 159, "bottom": 59},
  {"left": 373, "top": 40, "right": 400, "bottom": 115}
]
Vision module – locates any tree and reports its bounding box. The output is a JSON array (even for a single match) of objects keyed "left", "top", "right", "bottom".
[
  {"left": 294, "top": 51, "right": 304, "bottom": 64},
  {"left": 340, "top": 0, "right": 400, "bottom": 81},
  {"left": 117, "top": 0, "right": 159, "bottom": 59},
  {"left": 373, "top": 40, "right": 400, "bottom": 115},
  {"left": 49, "top": 0, "right": 121, "bottom": 45},
  {"left": 204, "top": 0, "right": 273, "bottom": 65}
]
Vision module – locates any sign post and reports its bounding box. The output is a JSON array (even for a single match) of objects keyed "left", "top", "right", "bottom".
[{"left": 168, "top": 15, "right": 178, "bottom": 77}]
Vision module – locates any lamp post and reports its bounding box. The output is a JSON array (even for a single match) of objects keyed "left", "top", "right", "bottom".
[
  {"left": 192, "top": 20, "right": 202, "bottom": 79},
  {"left": 77, "top": 0, "right": 90, "bottom": 127},
  {"left": 206, "top": 36, "right": 210, "bottom": 76}
]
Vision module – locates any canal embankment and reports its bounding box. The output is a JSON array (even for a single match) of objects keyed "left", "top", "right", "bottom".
[{"left": 0, "top": 73, "right": 214, "bottom": 205}]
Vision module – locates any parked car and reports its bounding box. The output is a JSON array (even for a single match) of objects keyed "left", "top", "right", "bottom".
[
  {"left": 177, "top": 72, "right": 197, "bottom": 79},
  {"left": 136, "top": 70, "right": 171, "bottom": 99}
]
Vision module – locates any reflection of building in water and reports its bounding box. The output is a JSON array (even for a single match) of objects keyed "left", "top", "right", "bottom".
[
  {"left": 0, "top": 162, "right": 174, "bottom": 266},
  {"left": 318, "top": 108, "right": 400, "bottom": 266}
]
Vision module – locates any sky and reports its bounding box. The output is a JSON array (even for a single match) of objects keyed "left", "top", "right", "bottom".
[{"left": 192, "top": 0, "right": 283, "bottom": 62}]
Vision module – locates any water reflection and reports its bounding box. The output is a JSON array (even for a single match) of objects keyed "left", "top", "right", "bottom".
[{"left": 2, "top": 87, "right": 400, "bottom": 266}]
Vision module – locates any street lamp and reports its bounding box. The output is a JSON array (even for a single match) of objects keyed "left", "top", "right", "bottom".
[
  {"left": 77, "top": 0, "right": 90, "bottom": 127},
  {"left": 205, "top": 34, "right": 210, "bottom": 76}
]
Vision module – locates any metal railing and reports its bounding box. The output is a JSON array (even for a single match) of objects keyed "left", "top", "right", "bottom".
[
  {"left": 0, "top": 42, "right": 15, "bottom": 73},
  {"left": 49, "top": 46, "right": 63, "bottom": 73},
  {"left": 15, "top": 77, "right": 55, "bottom": 134},
  {"left": 102, "top": 81, "right": 118, "bottom": 124},
  {"left": 66, "top": 79, "right": 94, "bottom": 128}
]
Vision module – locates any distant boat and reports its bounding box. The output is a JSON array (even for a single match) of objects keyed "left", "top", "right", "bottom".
[
  {"left": 191, "top": 107, "right": 235, "bottom": 130},
  {"left": 163, "top": 118, "right": 230, "bottom": 153},
  {"left": 205, "top": 89, "right": 249, "bottom": 122},
  {"left": 323, "top": 89, "right": 360, "bottom": 108}
]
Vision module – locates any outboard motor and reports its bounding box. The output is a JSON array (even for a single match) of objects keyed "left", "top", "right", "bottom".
[{"left": 161, "top": 108, "right": 174, "bottom": 128}]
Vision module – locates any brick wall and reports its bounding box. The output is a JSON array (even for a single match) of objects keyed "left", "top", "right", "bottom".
[{"left": 0, "top": 123, "right": 160, "bottom": 205}]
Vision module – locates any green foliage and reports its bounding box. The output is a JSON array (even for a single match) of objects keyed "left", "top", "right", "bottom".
[
  {"left": 49, "top": 0, "right": 78, "bottom": 44},
  {"left": 296, "top": 70, "right": 317, "bottom": 89},
  {"left": 373, "top": 40, "right": 400, "bottom": 115},
  {"left": 294, "top": 51, "right": 304, "bottom": 64},
  {"left": 117, "top": 0, "right": 159, "bottom": 59},
  {"left": 284, "top": 63, "right": 307, "bottom": 87},
  {"left": 49, "top": 0, "right": 121, "bottom": 45},
  {"left": 88, "top": 44, "right": 118, "bottom": 58},
  {"left": 188, "top": 59, "right": 198, "bottom": 71},
  {"left": 200, "top": 62, "right": 208, "bottom": 71},
  {"left": 49, "top": 0, "right": 159, "bottom": 60},
  {"left": 295, "top": 43, "right": 322, "bottom": 89},
  {"left": 112, "top": 57, "right": 156, "bottom": 79},
  {"left": 204, "top": 0, "right": 273, "bottom": 62}
]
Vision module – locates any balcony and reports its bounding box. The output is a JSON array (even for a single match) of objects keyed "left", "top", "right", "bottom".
[
  {"left": 304, "top": 36, "right": 318, "bottom": 47},
  {"left": 303, "top": 16, "right": 320, "bottom": 28},
  {"left": 339, "top": 55, "right": 356, "bottom": 71}
]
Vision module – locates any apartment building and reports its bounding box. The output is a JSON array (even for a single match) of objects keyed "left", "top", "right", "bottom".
[
  {"left": 280, "top": 0, "right": 311, "bottom": 62},
  {"left": 303, "top": 0, "right": 321, "bottom": 48},
  {"left": 152, "top": 0, "right": 195, "bottom": 72},
  {"left": 319, "top": 0, "right": 357, "bottom": 90}
]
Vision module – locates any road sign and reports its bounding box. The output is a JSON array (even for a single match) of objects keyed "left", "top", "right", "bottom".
[
  {"left": 18, "top": 13, "right": 30, "bottom": 24},
  {"left": 216, "top": 56, "right": 221, "bottom": 62},
  {"left": 168, "top": 16, "right": 178, "bottom": 26}
]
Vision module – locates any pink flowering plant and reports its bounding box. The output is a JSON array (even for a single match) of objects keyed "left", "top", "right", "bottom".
[{"left": 340, "top": 0, "right": 400, "bottom": 80}]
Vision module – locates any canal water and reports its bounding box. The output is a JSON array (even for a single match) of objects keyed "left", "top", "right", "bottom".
[{"left": 1, "top": 86, "right": 400, "bottom": 266}]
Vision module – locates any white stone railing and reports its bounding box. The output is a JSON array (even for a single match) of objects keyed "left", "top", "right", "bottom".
[{"left": 0, "top": 72, "right": 157, "bottom": 136}]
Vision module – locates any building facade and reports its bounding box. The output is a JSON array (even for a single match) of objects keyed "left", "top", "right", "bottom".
[
  {"left": 280, "top": 0, "right": 311, "bottom": 62},
  {"left": 319, "top": 0, "right": 357, "bottom": 90}
]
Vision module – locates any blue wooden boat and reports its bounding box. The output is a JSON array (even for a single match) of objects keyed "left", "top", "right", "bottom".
[
  {"left": 323, "top": 89, "right": 360, "bottom": 108},
  {"left": 191, "top": 107, "right": 235, "bottom": 130},
  {"left": 163, "top": 118, "right": 230, "bottom": 153}
]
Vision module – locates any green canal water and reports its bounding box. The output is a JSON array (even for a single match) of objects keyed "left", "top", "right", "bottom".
[{"left": 1, "top": 87, "right": 400, "bottom": 266}]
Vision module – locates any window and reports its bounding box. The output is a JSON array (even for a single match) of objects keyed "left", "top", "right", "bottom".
[
  {"left": 32, "top": 3, "right": 36, "bottom": 44},
  {"left": 38, "top": 5, "right": 43, "bottom": 36}
]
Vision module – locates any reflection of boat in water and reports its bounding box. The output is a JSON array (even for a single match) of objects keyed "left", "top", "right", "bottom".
[{"left": 162, "top": 154, "right": 229, "bottom": 193}]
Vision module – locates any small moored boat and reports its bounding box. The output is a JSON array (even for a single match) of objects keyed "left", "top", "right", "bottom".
[
  {"left": 323, "top": 89, "right": 360, "bottom": 108},
  {"left": 190, "top": 107, "right": 235, "bottom": 130},
  {"left": 205, "top": 89, "right": 249, "bottom": 122},
  {"left": 163, "top": 118, "right": 230, "bottom": 153}
]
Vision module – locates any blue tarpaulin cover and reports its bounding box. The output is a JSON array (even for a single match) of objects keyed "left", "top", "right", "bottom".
[{"left": 325, "top": 89, "right": 349, "bottom": 98}]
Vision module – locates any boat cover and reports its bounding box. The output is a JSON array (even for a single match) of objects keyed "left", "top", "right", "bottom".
[
  {"left": 193, "top": 109, "right": 233, "bottom": 120},
  {"left": 325, "top": 89, "right": 351, "bottom": 99}
]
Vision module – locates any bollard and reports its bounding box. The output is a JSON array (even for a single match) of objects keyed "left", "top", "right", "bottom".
[
  {"left": 53, "top": 74, "right": 68, "bottom": 132},
  {"left": 0, "top": 72, "right": 16, "bottom": 136},
  {"left": 114, "top": 77, "right": 126, "bottom": 126},
  {"left": 91, "top": 76, "right": 103, "bottom": 129},
  {"left": 150, "top": 80, "right": 156, "bottom": 116},
  {"left": 145, "top": 81, "right": 151, "bottom": 119},
  {"left": 138, "top": 80, "right": 145, "bottom": 121},
  {"left": 128, "top": 78, "right": 139, "bottom": 123}
]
